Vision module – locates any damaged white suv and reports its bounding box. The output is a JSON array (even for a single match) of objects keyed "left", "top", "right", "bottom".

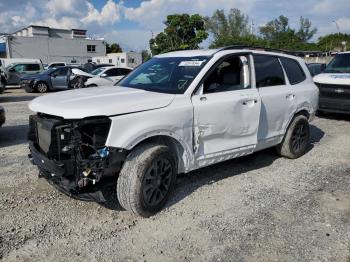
[{"left": 28, "top": 47, "right": 318, "bottom": 217}]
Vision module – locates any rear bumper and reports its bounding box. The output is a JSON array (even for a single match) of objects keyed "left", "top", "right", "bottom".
[{"left": 319, "top": 97, "right": 350, "bottom": 114}]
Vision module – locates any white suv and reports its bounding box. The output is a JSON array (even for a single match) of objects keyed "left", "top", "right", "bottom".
[
  {"left": 84, "top": 66, "right": 133, "bottom": 87},
  {"left": 28, "top": 47, "right": 318, "bottom": 217}
]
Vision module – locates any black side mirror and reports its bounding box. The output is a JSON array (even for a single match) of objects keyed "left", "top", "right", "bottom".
[{"left": 9, "top": 68, "right": 15, "bottom": 72}]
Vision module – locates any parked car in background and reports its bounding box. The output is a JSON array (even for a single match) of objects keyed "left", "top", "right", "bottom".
[
  {"left": 0, "top": 58, "right": 42, "bottom": 68},
  {"left": 84, "top": 66, "right": 133, "bottom": 87},
  {"left": 45, "top": 62, "right": 67, "bottom": 70},
  {"left": 21, "top": 66, "right": 74, "bottom": 93},
  {"left": 81, "top": 62, "right": 114, "bottom": 73},
  {"left": 307, "top": 63, "right": 326, "bottom": 76},
  {"left": 0, "top": 106, "right": 5, "bottom": 127},
  {"left": 4, "top": 62, "right": 43, "bottom": 85},
  {"left": 0, "top": 67, "right": 6, "bottom": 94},
  {"left": 28, "top": 47, "right": 318, "bottom": 217},
  {"left": 313, "top": 52, "right": 350, "bottom": 115}
]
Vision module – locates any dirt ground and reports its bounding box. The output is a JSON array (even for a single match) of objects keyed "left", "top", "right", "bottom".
[{"left": 0, "top": 88, "right": 349, "bottom": 262}]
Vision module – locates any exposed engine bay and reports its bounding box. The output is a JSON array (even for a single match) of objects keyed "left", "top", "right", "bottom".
[{"left": 28, "top": 114, "right": 126, "bottom": 201}]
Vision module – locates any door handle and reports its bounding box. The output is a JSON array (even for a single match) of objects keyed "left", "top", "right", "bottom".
[
  {"left": 200, "top": 96, "right": 207, "bottom": 101},
  {"left": 286, "top": 94, "right": 295, "bottom": 100},
  {"left": 242, "top": 99, "right": 258, "bottom": 105}
]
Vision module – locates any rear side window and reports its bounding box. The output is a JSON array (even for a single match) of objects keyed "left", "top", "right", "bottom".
[
  {"left": 105, "top": 68, "right": 118, "bottom": 76},
  {"left": 118, "top": 68, "right": 132, "bottom": 75},
  {"left": 253, "top": 55, "right": 285, "bottom": 87},
  {"left": 280, "top": 57, "right": 306, "bottom": 85},
  {"left": 25, "top": 64, "right": 40, "bottom": 71}
]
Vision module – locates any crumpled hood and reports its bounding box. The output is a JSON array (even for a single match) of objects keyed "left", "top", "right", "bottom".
[
  {"left": 313, "top": 73, "right": 350, "bottom": 85},
  {"left": 29, "top": 86, "right": 175, "bottom": 119}
]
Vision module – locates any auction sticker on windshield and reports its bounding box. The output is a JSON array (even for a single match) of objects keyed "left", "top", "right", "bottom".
[{"left": 178, "top": 60, "right": 206, "bottom": 67}]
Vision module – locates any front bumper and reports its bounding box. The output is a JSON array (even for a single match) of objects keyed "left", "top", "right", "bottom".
[
  {"left": 0, "top": 107, "right": 5, "bottom": 127},
  {"left": 29, "top": 142, "right": 108, "bottom": 202},
  {"left": 20, "top": 80, "right": 35, "bottom": 91},
  {"left": 319, "top": 97, "right": 350, "bottom": 114}
]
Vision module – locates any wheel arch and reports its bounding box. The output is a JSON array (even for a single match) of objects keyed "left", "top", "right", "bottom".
[{"left": 125, "top": 133, "right": 192, "bottom": 174}]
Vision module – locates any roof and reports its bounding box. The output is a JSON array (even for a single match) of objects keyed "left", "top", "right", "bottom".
[
  {"left": 155, "top": 47, "right": 304, "bottom": 61},
  {"left": 12, "top": 25, "right": 87, "bottom": 35},
  {"left": 156, "top": 49, "right": 219, "bottom": 58}
]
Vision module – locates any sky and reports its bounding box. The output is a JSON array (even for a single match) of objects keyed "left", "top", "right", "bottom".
[{"left": 0, "top": 0, "right": 349, "bottom": 51}]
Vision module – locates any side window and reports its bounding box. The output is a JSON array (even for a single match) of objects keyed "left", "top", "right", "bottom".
[
  {"left": 105, "top": 68, "right": 118, "bottom": 76},
  {"left": 117, "top": 68, "right": 132, "bottom": 76},
  {"left": 253, "top": 55, "right": 285, "bottom": 87},
  {"left": 280, "top": 57, "right": 306, "bottom": 85},
  {"left": 54, "top": 67, "right": 68, "bottom": 76},
  {"left": 13, "top": 64, "right": 25, "bottom": 73},
  {"left": 203, "top": 55, "right": 250, "bottom": 94},
  {"left": 25, "top": 64, "right": 40, "bottom": 71}
]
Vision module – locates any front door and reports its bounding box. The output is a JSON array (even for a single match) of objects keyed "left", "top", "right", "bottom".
[
  {"left": 192, "top": 54, "right": 261, "bottom": 167},
  {"left": 51, "top": 67, "right": 69, "bottom": 89}
]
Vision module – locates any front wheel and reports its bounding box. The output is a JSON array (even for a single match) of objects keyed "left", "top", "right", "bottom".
[
  {"left": 276, "top": 115, "right": 310, "bottom": 159},
  {"left": 117, "top": 144, "right": 177, "bottom": 217},
  {"left": 36, "top": 82, "right": 48, "bottom": 93}
]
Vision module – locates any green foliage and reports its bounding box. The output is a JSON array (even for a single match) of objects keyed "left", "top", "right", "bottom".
[
  {"left": 205, "top": 9, "right": 254, "bottom": 48},
  {"left": 150, "top": 14, "right": 208, "bottom": 55},
  {"left": 141, "top": 50, "right": 151, "bottom": 62},
  {"left": 106, "top": 43, "right": 122, "bottom": 53},
  {"left": 296, "top": 17, "right": 317, "bottom": 42},
  {"left": 317, "top": 33, "right": 350, "bottom": 51}
]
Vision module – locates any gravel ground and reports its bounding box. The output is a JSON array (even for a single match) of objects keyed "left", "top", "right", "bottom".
[{"left": 0, "top": 88, "right": 349, "bottom": 262}]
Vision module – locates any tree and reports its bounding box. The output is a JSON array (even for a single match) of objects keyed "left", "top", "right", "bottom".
[
  {"left": 296, "top": 17, "right": 317, "bottom": 42},
  {"left": 317, "top": 33, "right": 350, "bottom": 51},
  {"left": 106, "top": 42, "right": 122, "bottom": 53},
  {"left": 205, "top": 9, "right": 252, "bottom": 47},
  {"left": 150, "top": 14, "right": 208, "bottom": 55},
  {"left": 141, "top": 50, "right": 151, "bottom": 62},
  {"left": 259, "top": 15, "right": 291, "bottom": 41}
]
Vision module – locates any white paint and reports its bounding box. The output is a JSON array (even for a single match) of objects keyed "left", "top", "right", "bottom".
[
  {"left": 29, "top": 48, "right": 319, "bottom": 173},
  {"left": 314, "top": 73, "right": 350, "bottom": 85}
]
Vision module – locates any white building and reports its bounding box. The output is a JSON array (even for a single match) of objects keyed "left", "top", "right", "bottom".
[
  {"left": 0, "top": 25, "right": 106, "bottom": 64},
  {"left": 92, "top": 52, "right": 142, "bottom": 68}
]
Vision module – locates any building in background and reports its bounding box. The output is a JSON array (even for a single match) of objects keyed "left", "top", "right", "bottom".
[
  {"left": 0, "top": 25, "right": 106, "bottom": 64},
  {"left": 92, "top": 52, "right": 142, "bottom": 68}
]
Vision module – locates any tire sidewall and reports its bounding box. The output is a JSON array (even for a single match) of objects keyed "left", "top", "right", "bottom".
[
  {"left": 288, "top": 116, "right": 310, "bottom": 158},
  {"left": 138, "top": 148, "right": 177, "bottom": 216}
]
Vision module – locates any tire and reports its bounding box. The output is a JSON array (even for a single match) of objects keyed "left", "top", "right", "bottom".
[
  {"left": 25, "top": 85, "right": 34, "bottom": 93},
  {"left": 117, "top": 143, "right": 177, "bottom": 217},
  {"left": 276, "top": 115, "right": 310, "bottom": 159},
  {"left": 36, "top": 82, "right": 49, "bottom": 93},
  {"left": 0, "top": 80, "right": 5, "bottom": 94}
]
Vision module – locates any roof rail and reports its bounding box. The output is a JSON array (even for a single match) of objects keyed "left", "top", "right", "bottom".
[{"left": 215, "top": 45, "right": 294, "bottom": 55}]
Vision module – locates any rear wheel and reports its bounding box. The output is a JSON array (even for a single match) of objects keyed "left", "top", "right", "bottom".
[
  {"left": 36, "top": 82, "right": 48, "bottom": 93},
  {"left": 276, "top": 115, "right": 310, "bottom": 159},
  {"left": 117, "top": 143, "right": 177, "bottom": 217}
]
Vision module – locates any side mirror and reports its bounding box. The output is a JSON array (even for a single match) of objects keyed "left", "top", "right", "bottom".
[
  {"left": 9, "top": 68, "right": 15, "bottom": 72},
  {"left": 100, "top": 73, "right": 107, "bottom": 77}
]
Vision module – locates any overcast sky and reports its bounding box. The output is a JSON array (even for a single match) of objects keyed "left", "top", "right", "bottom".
[{"left": 0, "top": 0, "right": 349, "bottom": 51}]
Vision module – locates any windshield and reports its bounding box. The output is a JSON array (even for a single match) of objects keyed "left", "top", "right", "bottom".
[
  {"left": 116, "top": 56, "right": 210, "bottom": 94},
  {"left": 91, "top": 67, "right": 105, "bottom": 75},
  {"left": 324, "top": 53, "right": 350, "bottom": 73}
]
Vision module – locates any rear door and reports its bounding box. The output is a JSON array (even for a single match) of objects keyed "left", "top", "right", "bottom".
[
  {"left": 192, "top": 54, "right": 261, "bottom": 166},
  {"left": 253, "top": 54, "right": 296, "bottom": 143}
]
